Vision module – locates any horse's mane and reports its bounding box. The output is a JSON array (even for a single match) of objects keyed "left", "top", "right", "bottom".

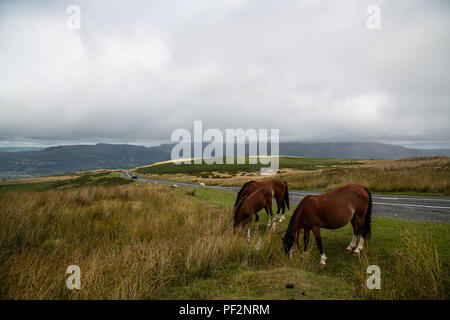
[
  {"left": 283, "top": 197, "right": 307, "bottom": 250},
  {"left": 234, "top": 180, "right": 256, "bottom": 207},
  {"left": 285, "top": 201, "right": 302, "bottom": 237},
  {"left": 233, "top": 195, "right": 248, "bottom": 227}
]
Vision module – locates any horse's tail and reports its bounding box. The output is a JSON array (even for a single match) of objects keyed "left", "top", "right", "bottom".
[
  {"left": 233, "top": 195, "right": 248, "bottom": 228},
  {"left": 363, "top": 187, "right": 372, "bottom": 238},
  {"left": 283, "top": 181, "right": 290, "bottom": 210},
  {"left": 234, "top": 181, "right": 255, "bottom": 207}
]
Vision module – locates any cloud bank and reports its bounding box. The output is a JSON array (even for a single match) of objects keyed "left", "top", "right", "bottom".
[{"left": 0, "top": 0, "right": 449, "bottom": 148}]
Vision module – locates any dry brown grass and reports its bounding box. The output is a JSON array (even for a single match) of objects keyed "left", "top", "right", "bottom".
[
  {"left": 1, "top": 181, "right": 448, "bottom": 299},
  {"left": 0, "top": 184, "right": 289, "bottom": 299},
  {"left": 0, "top": 175, "right": 80, "bottom": 185},
  {"left": 350, "top": 231, "right": 446, "bottom": 299},
  {"left": 281, "top": 156, "right": 450, "bottom": 194},
  {"left": 139, "top": 156, "right": 450, "bottom": 195}
]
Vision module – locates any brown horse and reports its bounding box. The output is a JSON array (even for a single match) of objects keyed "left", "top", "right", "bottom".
[
  {"left": 234, "top": 179, "right": 289, "bottom": 225},
  {"left": 282, "top": 184, "right": 372, "bottom": 265},
  {"left": 234, "top": 186, "right": 274, "bottom": 242}
]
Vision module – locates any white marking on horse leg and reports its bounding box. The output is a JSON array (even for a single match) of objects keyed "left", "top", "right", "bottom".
[
  {"left": 280, "top": 215, "right": 286, "bottom": 222},
  {"left": 320, "top": 253, "right": 327, "bottom": 265},
  {"left": 289, "top": 247, "right": 293, "bottom": 259},
  {"left": 346, "top": 235, "right": 358, "bottom": 252},
  {"left": 247, "top": 227, "right": 251, "bottom": 243},
  {"left": 354, "top": 237, "right": 365, "bottom": 255},
  {"left": 267, "top": 217, "right": 271, "bottom": 227}
]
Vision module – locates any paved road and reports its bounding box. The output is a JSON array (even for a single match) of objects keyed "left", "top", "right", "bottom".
[{"left": 122, "top": 171, "right": 450, "bottom": 223}]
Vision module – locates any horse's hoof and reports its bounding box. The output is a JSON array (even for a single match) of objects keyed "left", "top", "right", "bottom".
[
  {"left": 319, "top": 262, "right": 326, "bottom": 268},
  {"left": 346, "top": 248, "right": 353, "bottom": 254},
  {"left": 353, "top": 251, "right": 360, "bottom": 256}
]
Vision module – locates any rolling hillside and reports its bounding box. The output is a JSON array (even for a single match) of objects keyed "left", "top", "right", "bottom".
[{"left": 1, "top": 142, "right": 450, "bottom": 180}]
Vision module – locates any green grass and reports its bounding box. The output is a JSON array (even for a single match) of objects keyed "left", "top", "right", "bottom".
[
  {"left": 159, "top": 267, "right": 353, "bottom": 299},
  {"left": 194, "top": 187, "right": 450, "bottom": 267},
  {"left": 170, "top": 186, "right": 450, "bottom": 299},
  {"left": 136, "top": 156, "right": 362, "bottom": 175}
]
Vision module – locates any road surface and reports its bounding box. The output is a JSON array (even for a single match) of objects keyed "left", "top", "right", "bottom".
[{"left": 122, "top": 171, "right": 450, "bottom": 223}]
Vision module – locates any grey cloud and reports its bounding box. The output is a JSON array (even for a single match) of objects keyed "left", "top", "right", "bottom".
[{"left": 0, "top": 0, "right": 449, "bottom": 147}]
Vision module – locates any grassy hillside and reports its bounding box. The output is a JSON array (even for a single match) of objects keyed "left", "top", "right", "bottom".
[
  {"left": 136, "top": 157, "right": 362, "bottom": 175},
  {"left": 0, "top": 182, "right": 448, "bottom": 299},
  {"left": 0, "top": 170, "right": 140, "bottom": 193},
  {"left": 136, "top": 156, "right": 450, "bottom": 196}
]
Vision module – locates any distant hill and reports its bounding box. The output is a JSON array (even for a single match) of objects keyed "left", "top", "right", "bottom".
[
  {"left": 0, "top": 147, "right": 43, "bottom": 152},
  {"left": 0, "top": 143, "right": 172, "bottom": 180},
  {"left": 0, "top": 142, "right": 449, "bottom": 180},
  {"left": 279, "top": 142, "right": 450, "bottom": 160}
]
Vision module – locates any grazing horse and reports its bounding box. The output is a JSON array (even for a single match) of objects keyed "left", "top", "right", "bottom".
[
  {"left": 234, "top": 179, "right": 290, "bottom": 224},
  {"left": 282, "top": 184, "right": 372, "bottom": 265},
  {"left": 234, "top": 187, "right": 274, "bottom": 242}
]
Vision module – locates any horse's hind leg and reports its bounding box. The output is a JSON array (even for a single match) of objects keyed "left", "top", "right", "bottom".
[
  {"left": 264, "top": 200, "right": 275, "bottom": 227},
  {"left": 353, "top": 236, "right": 365, "bottom": 256},
  {"left": 280, "top": 202, "right": 286, "bottom": 222},
  {"left": 353, "top": 215, "right": 367, "bottom": 256},
  {"left": 275, "top": 196, "right": 283, "bottom": 222},
  {"left": 312, "top": 227, "right": 327, "bottom": 265},
  {"left": 346, "top": 218, "right": 359, "bottom": 253},
  {"left": 266, "top": 202, "right": 275, "bottom": 229},
  {"left": 276, "top": 201, "right": 286, "bottom": 222},
  {"left": 266, "top": 204, "right": 272, "bottom": 227}
]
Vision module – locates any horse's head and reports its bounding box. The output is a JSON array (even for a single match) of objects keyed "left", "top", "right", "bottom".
[{"left": 282, "top": 233, "right": 294, "bottom": 255}]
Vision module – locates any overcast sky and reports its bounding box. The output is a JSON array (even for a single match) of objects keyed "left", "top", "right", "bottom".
[{"left": 0, "top": 0, "right": 449, "bottom": 148}]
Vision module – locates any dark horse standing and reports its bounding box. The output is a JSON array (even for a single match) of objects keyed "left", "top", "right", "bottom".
[
  {"left": 234, "top": 179, "right": 290, "bottom": 226},
  {"left": 283, "top": 184, "right": 372, "bottom": 265},
  {"left": 234, "top": 187, "right": 274, "bottom": 242}
]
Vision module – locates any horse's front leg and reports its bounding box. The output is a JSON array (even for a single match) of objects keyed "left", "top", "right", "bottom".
[
  {"left": 303, "top": 228, "right": 310, "bottom": 251},
  {"left": 312, "top": 227, "right": 327, "bottom": 266},
  {"left": 263, "top": 206, "right": 269, "bottom": 225}
]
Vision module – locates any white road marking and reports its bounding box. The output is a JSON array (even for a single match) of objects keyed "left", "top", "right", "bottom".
[
  {"left": 375, "top": 196, "right": 450, "bottom": 202},
  {"left": 374, "top": 202, "right": 450, "bottom": 210}
]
